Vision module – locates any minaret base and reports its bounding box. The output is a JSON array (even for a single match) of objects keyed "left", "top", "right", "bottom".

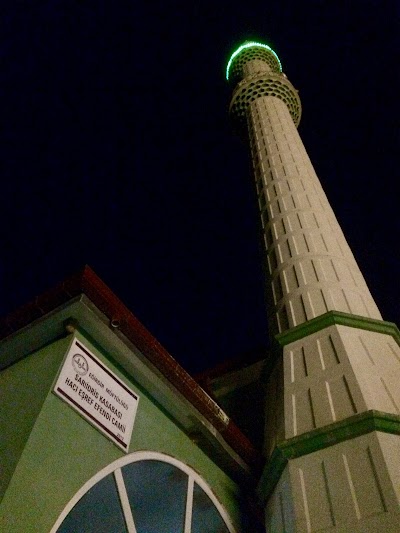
[
  {"left": 259, "top": 314, "right": 400, "bottom": 532},
  {"left": 265, "top": 431, "right": 400, "bottom": 532}
]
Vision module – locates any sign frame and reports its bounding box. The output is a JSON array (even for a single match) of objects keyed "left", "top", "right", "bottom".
[{"left": 53, "top": 337, "right": 139, "bottom": 452}]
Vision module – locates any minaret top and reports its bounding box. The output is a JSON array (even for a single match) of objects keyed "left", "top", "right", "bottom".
[
  {"left": 227, "top": 40, "right": 302, "bottom": 128},
  {"left": 226, "top": 41, "right": 282, "bottom": 85}
]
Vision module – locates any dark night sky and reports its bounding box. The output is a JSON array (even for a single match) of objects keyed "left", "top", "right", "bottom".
[{"left": 1, "top": 1, "right": 399, "bottom": 374}]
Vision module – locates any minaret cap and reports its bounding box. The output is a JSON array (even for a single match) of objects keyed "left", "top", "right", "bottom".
[{"left": 226, "top": 41, "right": 282, "bottom": 81}]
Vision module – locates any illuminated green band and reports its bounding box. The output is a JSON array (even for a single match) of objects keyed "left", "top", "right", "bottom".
[{"left": 226, "top": 41, "right": 282, "bottom": 80}]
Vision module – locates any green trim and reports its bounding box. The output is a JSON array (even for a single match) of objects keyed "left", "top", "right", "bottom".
[
  {"left": 280, "top": 410, "right": 400, "bottom": 459},
  {"left": 257, "top": 409, "right": 400, "bottom": 503},
  {"left": 226, "top": 41, "right": 282, "bottom": 80},
  {"left": 275, "top": 311, "right": 400, "bottom": 347},
  {"left": 257, "top": 447, "right": 287, "bottom": 505}
]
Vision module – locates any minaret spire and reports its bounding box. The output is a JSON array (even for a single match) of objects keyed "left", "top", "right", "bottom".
[{"left": 227, "top": 41, "right": 400, "bottom": 532}]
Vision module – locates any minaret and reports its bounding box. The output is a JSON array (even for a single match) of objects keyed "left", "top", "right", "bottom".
[{"left": 227, "top": 41, "right": 400, "bottom": 532}]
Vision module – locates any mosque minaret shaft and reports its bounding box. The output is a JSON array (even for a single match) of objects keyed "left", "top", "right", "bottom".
[
  {"left": 228, "top": 43, "right": 380, "bottom": 337},
  {"left": 227, "top": 42, "right": 400, "bottom": 532}
]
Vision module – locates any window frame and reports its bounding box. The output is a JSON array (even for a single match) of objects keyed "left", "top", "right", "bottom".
[{"left": 50, "top": 451, "right": 237, "bottom": 533}]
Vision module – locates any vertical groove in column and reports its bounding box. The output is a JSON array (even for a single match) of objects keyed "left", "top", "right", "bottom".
[
  {"left": 342, "top": 454, "right": 361, "bottom": 520},
  {"left": 366, "top": 447, "right": 387, "bottom": 513},
  {"left": 380, "top": 378, "right": 400, "bottom": 414},
  {"left": 317, "top": 339, "right": 326, "bottom": 371},
  {"left": 299, "top": 469, "right": 312, "bottom": 532},
  {"left": 342, "top": 376, "right": 358, "bottom": 414},
  {"left": 308, "top": 389, "right": 317, "bottom": 429},
  {"left": 325, "top": 381, "right": 336, "bottom": 421},
  {"left": 387, "top": 342, "right": 400, "bottom": 364},
  {"left": 292, "top": 394, "right": 297, "bottom": 436},
  {"left": 321, "top": 461, "right": 336, "bottom": 527}
]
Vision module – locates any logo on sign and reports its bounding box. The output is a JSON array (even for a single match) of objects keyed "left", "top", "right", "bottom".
[{"left": 72, "top": 353, "right": 89, "bottom": 376}]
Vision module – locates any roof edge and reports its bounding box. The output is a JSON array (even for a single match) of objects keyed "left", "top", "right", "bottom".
[{"left": 0, "top": 265, "right": 263, "bottom": 472}]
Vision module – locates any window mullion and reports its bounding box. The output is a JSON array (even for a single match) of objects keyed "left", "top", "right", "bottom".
[
  {"left": 184, "top": 475, "right": 194, "bottom": 533},
  {"left": 114, "top": 468, "right": 137, "bottom": 533}
]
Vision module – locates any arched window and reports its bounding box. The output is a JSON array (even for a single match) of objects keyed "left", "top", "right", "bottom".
[{"left": 51, "top": 452, "right": 237, "bottom": 533}]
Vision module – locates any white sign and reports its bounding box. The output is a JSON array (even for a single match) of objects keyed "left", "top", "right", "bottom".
[{"left": 54, "top": 337, "right": 139, "bottom": 452}]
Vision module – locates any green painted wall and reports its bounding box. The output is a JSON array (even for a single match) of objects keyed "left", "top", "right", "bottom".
[
  {"left": 0, "top": 335, "right": 71, "bottom": 503},
  {"left": 0, "top": 331, "right": 243, "bottom": 532}
]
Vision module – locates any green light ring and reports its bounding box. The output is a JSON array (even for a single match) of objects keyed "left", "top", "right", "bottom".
[{"left": 226, "top": 42, "right": 282, "bottom": 81}]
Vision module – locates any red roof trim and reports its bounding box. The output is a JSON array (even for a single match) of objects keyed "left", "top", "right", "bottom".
[{"left": 0, "top": 265, "right": 263, "bottom": 471}]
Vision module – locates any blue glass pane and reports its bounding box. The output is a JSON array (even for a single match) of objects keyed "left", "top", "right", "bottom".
[
  {"left": 57, "top": 474, "right": 127, "bottom": 533},
  {"left": 122, "top": 460, "right": 187, "bottom": 533},
  {"left": 191, "top": 482, "right": 230, "bottom": 533}
]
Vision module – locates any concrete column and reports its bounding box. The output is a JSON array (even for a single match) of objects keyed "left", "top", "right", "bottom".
[
  {"left": 247, "top": 96, "right": 381, "bottom": 337},
  {"left": 243, "top": 59, "right": 273, "bottom": 78}
]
